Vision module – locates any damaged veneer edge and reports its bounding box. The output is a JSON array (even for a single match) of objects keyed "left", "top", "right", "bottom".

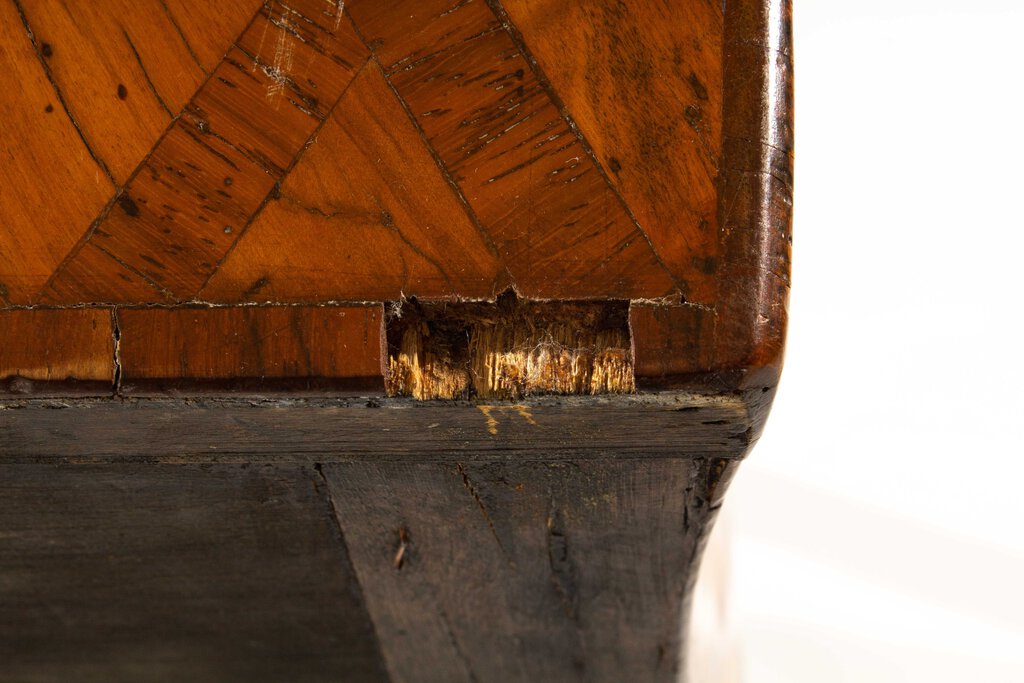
[{"left": 384, "top": 291, "right": 637, "bottom": 401}]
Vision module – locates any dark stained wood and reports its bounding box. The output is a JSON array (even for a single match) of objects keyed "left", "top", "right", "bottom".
[
  {"left": 0, "top": 394, "right": 753, "bottom": 464},
  {"left": 713, "top": 0, "right": 794, "bottom": 388},
  {"left": 324, "top": 457, "right": 720, "bottom": 682},
  {"left": 0, "top": 308, "right": 113, "bottom": 396},
  {"left": 117, "top": 305, "right": 385, "bottom": 395},
  {"left": 201, "top": 62, "right": 504, "bottom": 303},
  {"left": 0, "top": 463, "right": 389, "bottom": 683},
  {"left": 497, "top": 0, "right": 724, "bottom": 303},
  {"left": 0, "top": 399, "right": 744, "bottom": 681}
]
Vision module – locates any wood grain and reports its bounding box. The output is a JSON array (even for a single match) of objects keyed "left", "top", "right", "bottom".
[
  {"left": 0, "top": 463, "right": 389, "bottom": 683},
  {"left": 0, "top": 0, "right": 114, "bottom": 304},
  {"left": 0, "top": 3, "right": 795, "bottom": 676},
  {"left": 158, "top": 0, "right": 265, "bottom": 74},
  {"left": 497, "top": 0, "right": 724, "bottom": 303},
  {"left": 13, "top": 0, "right": 205, "bottom": 184},
  {"left": 324, "top": 457, "right": 717, "bottom": 682},
  {"left": 0, "top": 308, "right": 113, "bottom": 396},
  {"left": 0, "top": 395, "right": 753, "bottom": 464},
  {"left": 385, "top": 296, "right": 634, "bottom": 400},
  {"left": 347, "top": 0, "right": 679, "bottom": 298},
  {"left": 117, "top": 305, "right": 385, "bottom": 395},
  {"left": 713, "top": 0, "right": 794, "bottom": 388},
  {"left": 38, "top": 242, "right": 171, "bottom": 305},
  {"left": 0, "top": 0, "right": 791, "bottom": 400},
  {"left": 630, "top": 303, "right": 715, "bottom": 388},
  {"left": 201, "top": 62, "right": 504, "bottom": 303},
  {"left": 46, "top": 0, "right": 368, "bottom": 301}
]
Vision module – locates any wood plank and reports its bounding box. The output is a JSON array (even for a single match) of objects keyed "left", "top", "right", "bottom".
[
  {"left": 47, "top": 0, "right": 368, "bottom": 301},
  {"left": 497, "top": 0, "right": 724, "bottom": 303},
  {"left": 0, "top": 0, "right": 114, "bottom": 304},
  {"left": 116, "top": 305, "right": 385, "bottom": 395},
  {"left": 323, "top": 457, "right": 722, "bottom": 681},
  {"left": 346, "top": 0, "right": 680, "bottom": 299},
  {"left": 0, "top": 463, "right": 389, "bottom": 683},
  {"left": 0, "top": 308, "right": 113, "bottom": 396},
  {"left": 0, "top": 395, "right": 752, "bottom": 463},
  {"left": 1, "top": 0, "right": 792, "bottom": 398},
  {"left": 201, "top": 62, "right": 504, "bottom": 303}
]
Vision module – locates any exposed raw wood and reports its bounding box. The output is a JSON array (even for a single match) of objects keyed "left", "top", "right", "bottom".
[{"left": 385, "top": 294, "right": 633, "bottom": 400}]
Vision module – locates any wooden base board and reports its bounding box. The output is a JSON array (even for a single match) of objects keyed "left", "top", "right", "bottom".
[{"left": 0, "top": 395, "right": 745, "bottom": 682}]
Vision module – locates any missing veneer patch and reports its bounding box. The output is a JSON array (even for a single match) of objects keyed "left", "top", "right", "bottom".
[{"left": 385, "top": 291, "right": 634, "bottom": 400}]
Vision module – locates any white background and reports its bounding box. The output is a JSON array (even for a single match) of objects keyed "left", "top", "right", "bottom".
[{"left": 690, "top": 1, "right": 1024, "bottom": 681}]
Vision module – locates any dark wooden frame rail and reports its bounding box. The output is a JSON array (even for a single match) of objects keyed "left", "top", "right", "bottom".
[{"left": 0, "top": 0, "right": 792, "bottom": 680}]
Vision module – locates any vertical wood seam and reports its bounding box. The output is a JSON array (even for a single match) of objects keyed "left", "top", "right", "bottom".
[
  {"left": 314, "top": 463, "right": 396, "bottom": 683},
  {"left": 111, "top": 306, "right": 122, "bottom": 395}
]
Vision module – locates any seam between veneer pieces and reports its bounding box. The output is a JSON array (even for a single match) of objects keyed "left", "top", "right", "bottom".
[
  {"left": 482, "top": 0, "right": 692, "bottom": 297},
  {"left": 111, "top": 307, "right": 122, "bottom": 396}
]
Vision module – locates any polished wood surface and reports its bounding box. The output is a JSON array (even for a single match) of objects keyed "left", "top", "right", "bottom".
[
  {"left": 117, "top": 305, "right": 384, "bottom": 395},
  {"left": 0, "top": 308, "right": 113, "bottom": 395},
  {"left": 1, "top": 0, "right": 792, "bottom": 680},
  {"left": 1, "top": 0, "right": 790, "bottom": 395}
]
